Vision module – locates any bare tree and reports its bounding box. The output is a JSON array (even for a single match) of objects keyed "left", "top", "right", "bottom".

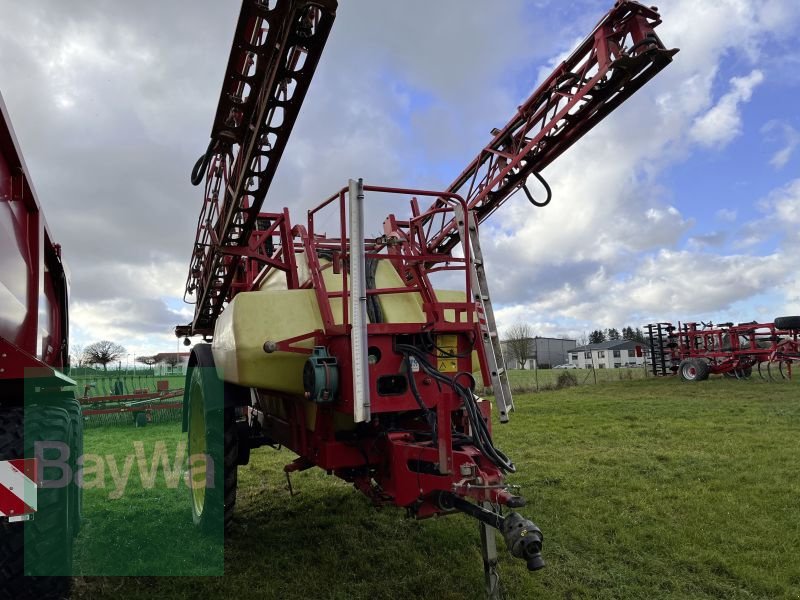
[
  {"left": 70, "top": 343, "right": 86, "bottom": 369},
  {"left": 504, "top": 323, "right": 534, "bottom": 369},
  {"left": 84, "top": 340, "right": 127, "bottom": 371},
  {"left": 137, "top": 355, "right": 158, "bottom": 367},
  {"left": 163, "top": 353, "right": 181, "bottom": 372}
]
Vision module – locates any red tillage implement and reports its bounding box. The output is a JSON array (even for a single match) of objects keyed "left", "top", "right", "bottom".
[
  {"left": 647, "top": 317, "right": 800, "bottom": 381},
  {"left": 176, "top": 1, "right": 677, "bottom": 594},
  {"left": 80, "top": 387, "right": 184, "bottom": 427}
]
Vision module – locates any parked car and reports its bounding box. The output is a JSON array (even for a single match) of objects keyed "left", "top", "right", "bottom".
[{"left": 553, "top": 364, "right": 578, "bottom": 369}]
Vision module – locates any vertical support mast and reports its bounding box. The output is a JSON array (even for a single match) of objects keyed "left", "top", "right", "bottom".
[{"left": 349, "top": 178, "right": 370, "bottom": 423}]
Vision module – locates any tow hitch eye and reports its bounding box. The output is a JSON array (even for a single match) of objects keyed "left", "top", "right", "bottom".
[{"left": 502, "top": 512, "right": 545, "bottom": 571}]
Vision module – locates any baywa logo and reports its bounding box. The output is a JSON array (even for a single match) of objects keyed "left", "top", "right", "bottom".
[{"left": 34, "top": 441, "right": 215, "bottom": 500}]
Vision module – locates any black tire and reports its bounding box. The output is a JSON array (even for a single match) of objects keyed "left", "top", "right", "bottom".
[
  {"left": 186, "top": 344, "right": 238, "bottom": 533},
  {"left": 134, "top": 412, "right": 148, "bottom": 428},
  {"left": 679, "top": 358, "right": 709, "bottom": 382},
  {"left": 36, "top": 395, "right": 83, "bottom": 538},
  {"left": 63, "top": 399, "right": 83, "bottom": 538},
  {"left": 0, "top": 405, "right": 74, "bottom": 600},
  {"left": 774, "top": 316, "right": 800, "bottom": 330}
]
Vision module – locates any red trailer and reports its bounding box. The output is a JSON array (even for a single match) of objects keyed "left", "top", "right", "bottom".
[
  {"left": 646, "top": 318, "right": 800, "bottom": 381},
  {"left": 0, "top": 91, "right": 82, "bottom": 599}
]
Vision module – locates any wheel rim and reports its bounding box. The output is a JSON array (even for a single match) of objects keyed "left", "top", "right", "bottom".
[{"left": 188, "top": 368, "right": 207, "bottom": 518}]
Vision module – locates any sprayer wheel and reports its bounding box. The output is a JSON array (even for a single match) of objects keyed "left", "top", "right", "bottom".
[{"left": 186, "top": 344, "right": 238, "bottom": 533}]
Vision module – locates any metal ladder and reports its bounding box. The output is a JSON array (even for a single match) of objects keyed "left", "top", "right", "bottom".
[{"left": 454, "top": 204, "right": 514, "bottom": 423}]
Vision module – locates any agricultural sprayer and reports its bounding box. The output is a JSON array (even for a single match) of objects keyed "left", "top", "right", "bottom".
[{"left": 175, "top": 0, "right": 677, "bottom": 595}]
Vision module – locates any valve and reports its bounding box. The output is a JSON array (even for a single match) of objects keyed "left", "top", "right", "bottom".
[{"left": 302, "top": 346, "right": 338, "bottom": 404}]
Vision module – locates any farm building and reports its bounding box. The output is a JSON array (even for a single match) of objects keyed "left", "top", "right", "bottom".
[
  {"left": 568, "top": 340, "right": 646, "bottom": 369},
  {"left": 501, "top": 337, "right": 577, "bottom": 369}
]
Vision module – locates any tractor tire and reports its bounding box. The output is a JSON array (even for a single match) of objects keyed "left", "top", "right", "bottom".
[
  {"left": 186, "top": 344, "right": 238, "bottom": 533},
  {"left": 37, "top": 395, "right": 83, "bottom": 538},
  {"left": 134, "top": 412, "right": 148, "bottom": 428},
  {"left": 679, "top": 359, "right": 709, "bottom": 382},
  {"left": 0, "top": 405, "right": 75, "bottom": 600},
  {"left": 774, "top": 316, "right": 800, "bottom": 330},
  {"left": 63, "top": 399, "right": 83, "bottom": 538}
]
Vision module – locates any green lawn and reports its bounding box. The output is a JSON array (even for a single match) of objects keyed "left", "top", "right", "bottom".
[
  {"left": 72, "top": 424, "right": 223, "bottom": 579},
  {"left": 74, "top": 377, "right": 800, "bottom": 599}
]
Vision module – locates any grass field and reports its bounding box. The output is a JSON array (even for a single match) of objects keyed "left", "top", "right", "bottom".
[
  {"left": 503, "top": 366, "right": 648, "bottom": 391},
  {"left": 73, "top": 377, "right": 799, "bottom": 599},
  {"left": 71, "top": 425, "right": 223, "bottom": 578},
  {"left": 69, "top": 370, "right": 185, "bottom": 398}
]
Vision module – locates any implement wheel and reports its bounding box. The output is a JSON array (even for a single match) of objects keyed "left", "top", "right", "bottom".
[
  {"left": 185, "top": 344, "right": 238, "bottom": 533},
  {"left": 774, "top": 316, "right": 800, "bottom": 330},
  {"left": 679, "top": 359, "right": 709, "bottom": 382}
]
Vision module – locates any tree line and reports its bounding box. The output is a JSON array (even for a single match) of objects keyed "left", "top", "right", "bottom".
[
  {"left": 70, "top": 340, "right": 182, "bottom": 371},
  {"left": 586, "top": 326, "right": 646, "bottom": 345}
]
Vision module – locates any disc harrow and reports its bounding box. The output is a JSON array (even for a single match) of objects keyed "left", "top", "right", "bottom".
[{"left": 646, "top": 317, "right": 800, "bottom": 381}]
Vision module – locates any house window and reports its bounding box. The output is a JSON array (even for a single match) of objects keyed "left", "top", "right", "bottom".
[
  {"left": 613, "top": 350, "right": 621, "bottom": 358},
  {"left": 571, "top": 354, "right": 578, "bottom": 361},
  {"left": 628, "top": 349, "right": 635, "bottom": 357},
  {"left": 597, "top": 351, "right": 605, "bottom": 358},
  {"left": 584, "top": 352, "right": 591, "bottom": 359},
  {"left": 614, "top": 363, "right": 622, "bottom": 368},
  {"left": 598, "top": 364, "right": 605, "bottom": 368}
]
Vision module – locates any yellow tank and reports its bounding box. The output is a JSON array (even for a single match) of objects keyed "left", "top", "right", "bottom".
[{"left": 212, "top": 255, "right": 433, "bottom": 392}]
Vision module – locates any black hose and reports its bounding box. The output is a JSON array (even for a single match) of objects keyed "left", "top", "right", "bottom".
[
  {"left": 404, "top": 355, "right": 437, "bottom": 439},
  {"left": 190, "top": 139, "right": 215, "bottom": 186},
  {"left": 522, "top": 171, "right": 552, "bottom": 207},
  {"left": 365, "top": 257, "right": 384, "bottom": 324},
  {"left": 397, "top": 344, "right": 515, "bottom": 473}
]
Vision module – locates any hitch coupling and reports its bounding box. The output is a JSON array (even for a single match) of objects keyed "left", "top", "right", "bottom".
[{"left": 435, "top": 492, "right": 545, "bottom": 571}]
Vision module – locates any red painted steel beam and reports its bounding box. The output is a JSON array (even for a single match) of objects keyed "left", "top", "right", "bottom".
[
  {"left": 179, "top": 0, "right": 338, "bottom": 338},
  {"left": 424, "top": 1, "right": 678, "bottom": 256}
]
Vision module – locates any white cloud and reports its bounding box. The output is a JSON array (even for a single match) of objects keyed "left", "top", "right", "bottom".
[
  {"left": 488, "top": 0, "right": 800, "bottom": 333},
  {"left": 761, "top": 120, "right": 800, "bottom": 169},
  {"left": 3, "top": 0, "right": 799, "bottom": 352},
  {"left": 689, "top": 69, "right": 764, "bottom": 148}
]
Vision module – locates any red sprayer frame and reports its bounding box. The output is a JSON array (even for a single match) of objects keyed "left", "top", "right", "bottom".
[{"left": 176, "top": 0, "right": 678, "bottom": 583}]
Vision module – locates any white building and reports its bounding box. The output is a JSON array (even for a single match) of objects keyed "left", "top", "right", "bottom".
[{"left": 567, "top": 340, "right": 646, "bottom": 369}]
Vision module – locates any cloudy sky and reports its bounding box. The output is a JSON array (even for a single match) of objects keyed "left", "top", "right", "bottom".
[{"left": 2, "top": 0, "right": 799, "bottom": 359}]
